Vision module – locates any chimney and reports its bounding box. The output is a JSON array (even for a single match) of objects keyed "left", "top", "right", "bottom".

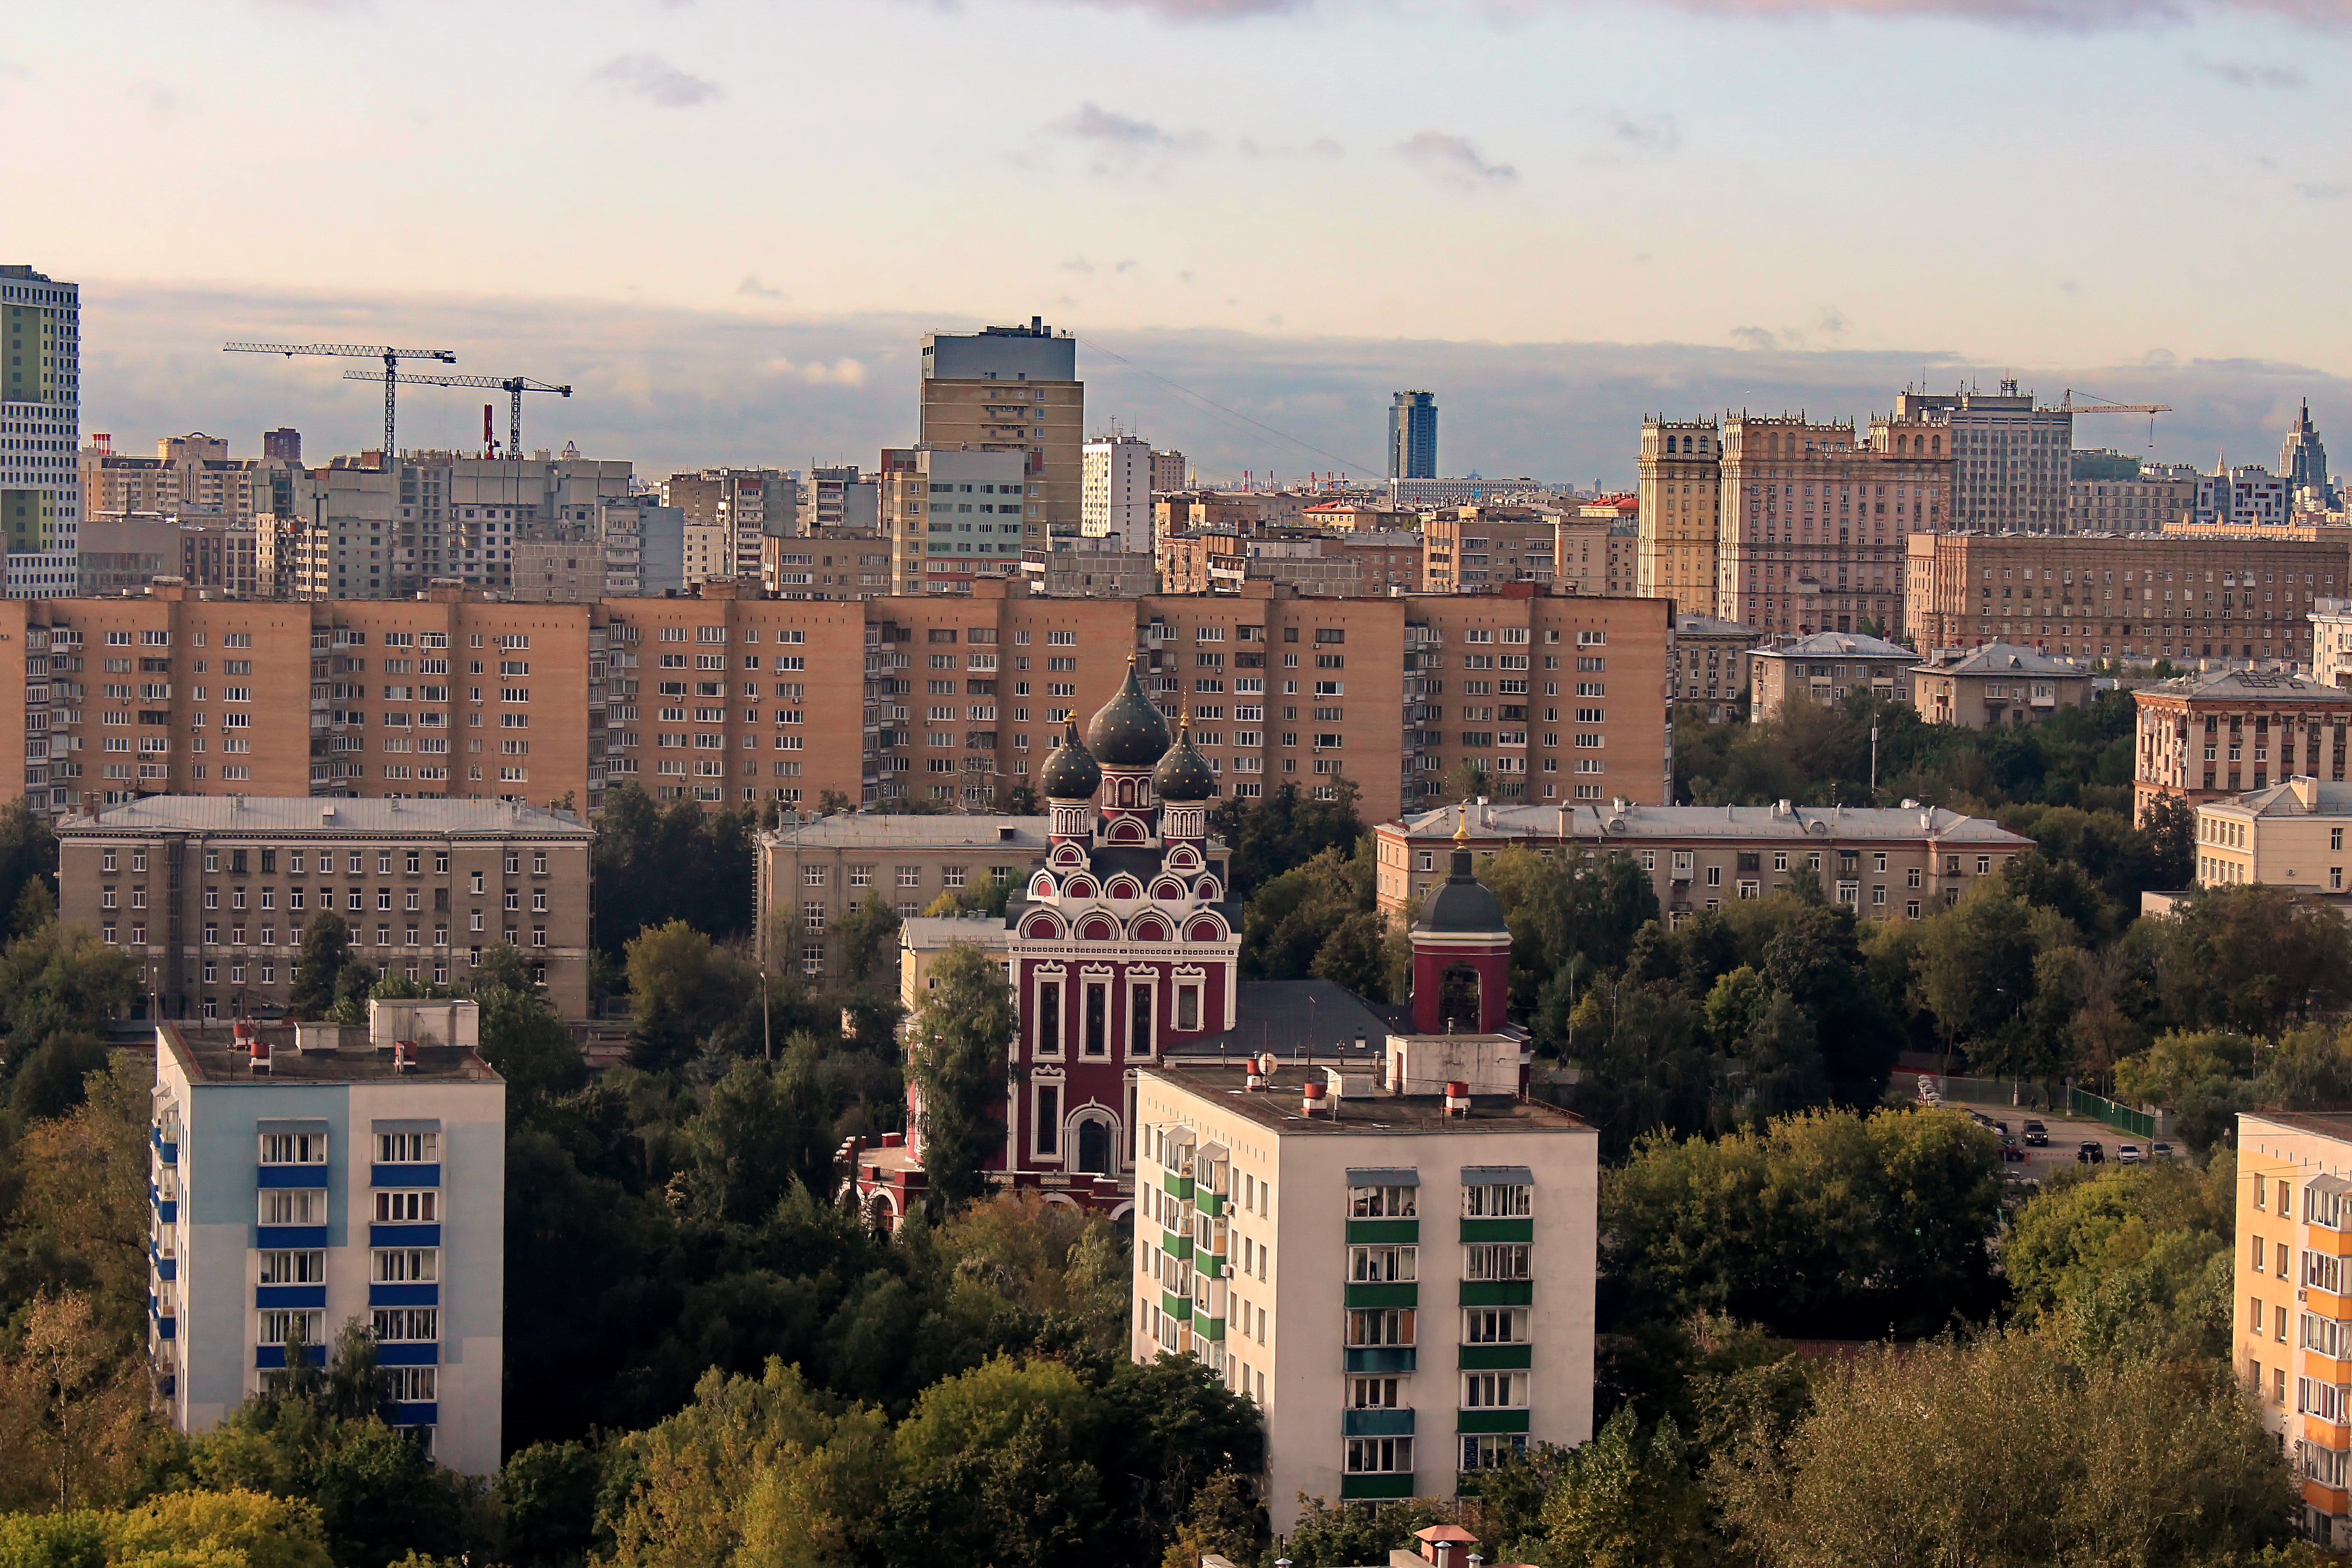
[{"left": 1302, "top": 1079, "right": 1328, "bottom": 1117}]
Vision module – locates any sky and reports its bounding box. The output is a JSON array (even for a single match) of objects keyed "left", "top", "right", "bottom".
[{"left": 12, "top": 0, "right": 2352, "bottom": 484}]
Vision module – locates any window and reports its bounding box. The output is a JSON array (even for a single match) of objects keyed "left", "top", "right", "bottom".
[
  {"left": 1461, "top": 1371, "right": 1529, "bottom": 1408},
  {"left": 372, "top": 1307, "right": 440, "bottom": 1342},
  {"left": 257, "top": 1250, "right": 325, "bottom": 1284},
  {"left": 372, "top": 1190, "right": 438, "bottom": 1222},
  {"left": 371, "top": 1248, "right": 439, "bottom": 1284},
  {"left": 258, "top": 1309, "right": 324, "bottom": 1347},
  {"left": 1349, "top": 1185, "right": 1417, "bottom": 1217},
  {"left": 1345, "top": 1308, "right": 1416, "bottom": 1346},
  {"left": 1462, "top": 1183, "right": 1531, "bottom": 1217},
  {"left": 1463, "top": 1243, "right": 1531, "bottom": 1280},
  {"left": 1345, "top": 1435, "right": 1414, "bottom": 1475},
  {"left": 1175, "top": 981, "right": 1200, "bottom": 1032},
  {"left": 1464, "top": 1307, "right": 1529, "bottom": 1343},
  {"left": 1349, "top": 1245, "right": 1417, "bottom": 1282},
  {"left": 1462, "top": 1434, "right": 1528, "bottom": 1472},
  {"left": 259, "top": 1132, "right": 328, "bottom": 1165},
  {"left": 377, "top": 1131, "right": 440, "bottom": 1163},
  {"left": 1350, "top": 1376, "right": 1402, "bottom": 1409},
  {"left": 259, "top": 1190, "right": 325, "bottom": 1225}
]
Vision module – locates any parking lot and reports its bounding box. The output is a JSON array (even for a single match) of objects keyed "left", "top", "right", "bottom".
[{"left": 1938, "top": 1097, "right": 2179, "bottom": 1178}]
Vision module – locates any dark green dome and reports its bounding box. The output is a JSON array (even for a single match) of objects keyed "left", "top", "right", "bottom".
[
  {"left": 1086, "top": 660, "right": 1172, "bottom": 768},
  {"left": 1414, "top": 809, "right": 1507, "bottom": 935},
  {"left": 1039, "top": 725, "right": 1102, "bottom": 800},
  {"left": 1153, "top": 722, "right": 1217, "bottom": 802}
]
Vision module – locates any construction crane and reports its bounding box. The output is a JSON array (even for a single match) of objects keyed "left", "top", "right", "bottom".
[
  {"left": 2059, "top": 388, "right": 2174, "bottom": 456},
  {"left": 340, "top": 371, "right": 573, "bottom": 458},
  {"left": 221, "top": 342, "right": 457, "bottom": 461}
]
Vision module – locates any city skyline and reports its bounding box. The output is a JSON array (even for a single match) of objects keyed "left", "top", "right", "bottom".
[{"left": 9, "top": 0, "right": 2352, "bottom": 481}]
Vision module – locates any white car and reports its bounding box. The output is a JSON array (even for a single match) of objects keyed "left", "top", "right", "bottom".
[{"left": 2116, "top": 1143, "right": 2144, "bottom": 1165}]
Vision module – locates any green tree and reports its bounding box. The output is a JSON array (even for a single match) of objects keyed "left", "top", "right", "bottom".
[
  {"left": 624, "top": 919, "right": 751, "bottom": 1070},
  {"left": 905, "top": 943, "right": 1017, "bottom": 1218},
  {"left": 1532, "top": 1406, "right": 1712, "bottom": 1568},
  {"left": 1159, "top": 1470, "right": 1262, "bottom": 1568},
  {"left": 681, "top": 1058, "right": 803, "bottom": 1223},
  {"left": 0, "top": 1289, "right": 155, "bottom": 1510},
  {"left": 475, "top": 984, "right": 584, "bottom": 1101},
  {"left": 2, "top": 1057, "right": 154, "bottom": 1349},
  {"left": 2142, "top": 884, "right": 2352, "bottom": 1036},
  {"left": 833, "top": 894, "right": 903, "bottom": 989},
  {"left": 1208, "top": 779, "right": 1363, "bottom": 901},
  {"left": 885, "top": 1356, "right": 1108, "bottom": 1568},
  {"left": 494, "top": 1440, "right": 606, "bottom": 1568},
  {"left": 287, "top": 911, "right": 352, "bottom": 1020}
]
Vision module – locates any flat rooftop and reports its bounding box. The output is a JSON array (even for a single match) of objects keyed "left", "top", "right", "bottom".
[
  {"left": 1144, "top": 1062, "right": 1588, "bottom": 1137},
  {"left": 162, "top": 1024, "right": 500, "bottom": 1086}
]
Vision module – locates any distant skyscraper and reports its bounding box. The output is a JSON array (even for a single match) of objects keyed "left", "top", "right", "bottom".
[
  {"left": 919, "top": 317, "right": 1081, "bottom": 542},
  {"left": 262, "top": 427, "right": 302, "bottom": 462},
  {"left": 0, "top": 265, "right": 81, "bottom": 598},
  {"left": 2280, "top": 398, "right": 2331, "bottom": 506},
  {"left": 1388, "top": 391, "right": 1437, "bottom": 480}
]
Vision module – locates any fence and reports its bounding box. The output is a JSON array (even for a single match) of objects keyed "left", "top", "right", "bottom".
[
  {"left": 2069, "top": 1087, "right": 2158, "bottom": 1139},
  {"left": 1906, "top": 1074, "right": 2058, "bottom": 1110}
]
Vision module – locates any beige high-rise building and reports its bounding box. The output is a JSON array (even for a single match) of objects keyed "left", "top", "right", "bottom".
[
  {"left": 1715, "top": 412, "right": 1950, "bottom": 637},
  {"left": 919, "top": 318, "right": 1081, "bottom": 543},
  {"left": 1897, "top": 383, "right": 2069, "bottom": 533},
  {"left": 1637, "top": 420, "right": 1721, "bottom": 606},
  {"left": 79, "top": 433, "right": 281, "bottom": 527}
]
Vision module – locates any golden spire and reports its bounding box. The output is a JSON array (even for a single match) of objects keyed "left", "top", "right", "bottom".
[{"left": 1454, "top": 802, "right": 1469, "bottom": 843}]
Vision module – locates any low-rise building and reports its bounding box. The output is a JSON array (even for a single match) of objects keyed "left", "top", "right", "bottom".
[
  {"left": 897, "top": 914, "right": 1013, "bottom": 1012},
  {"left": 752, "top": 813, "right": 1052, "bottom": 980},
  {"left": 1747, "top": 630, "right": 1919, "bottom": 722},
  {"left": 1910, "top": 641, "right": 2092, "bottom": 728},
  {"left": 1372, "top": 798, "right": 2032, "bottom": 923},
  {"left": 1668, "top": 612, "right": 1757, "bottom": 722},
  {"left": 57, "top": 795, "right": 594, "bottom": 1020},
  {"left": 2132, "top": 668, "right": 2352, "bottom": 823},
  {"left": 2314, "top": 598, "right": 2352, "bottom": 690},
  {"left": 149, "top": 1002, "right": 504, "bottom": 1473},
  {"left": 2231, "top": 1111, "right": 2352, "bottom": 1544},
  {"left": 1327, "top": 529, "right": 1424, "bottom": 594},
  {"left": 2193, "top": 776, "right": 2352, "bottom": 893}
]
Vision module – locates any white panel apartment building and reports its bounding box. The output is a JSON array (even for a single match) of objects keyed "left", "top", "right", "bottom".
[
  {"left": 1083, "top": 435, "right": 1153, "bottom": 553},
  {"left": 150, "top": 1004, "right": 505, "bottom": 1474},
  {"left": 289, "top": 454, "right": 633, "bottom": 600},
  {"left": 2, "top": 265, "right": 82, "bottom": 598},
  {"left": 1132, "top": 1043, "right": 1595, "bottom": 1534}
]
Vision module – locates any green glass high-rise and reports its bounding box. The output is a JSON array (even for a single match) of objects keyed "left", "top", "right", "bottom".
[{"left": 1, "top": 265, "right": 80, "bottom": 593}]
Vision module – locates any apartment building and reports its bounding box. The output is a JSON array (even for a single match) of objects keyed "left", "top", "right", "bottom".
[
  {"left": 2282, "top": 401, "right": 2334, "bottom": 509},
  {"left": 1896, "top": 384, "right": 2069, "bottom": 533},
  {"left": 59, "top": 795, "right": 593, "bottom": 1019},
  {"left": 1638, "top": 419, "right": 1721, "bottom": 603},
  {"left": 2132, "top": 668, "right": 2352, "bottom": 823},
  {"left": 2200, "top": 463, "right": 2291, "bottom": 529},
  {"left": 2194, "top": 777, "right": 2352, "bottom": 893},
  {"left": 1668, "top": 612, "right": 1756, "bottom": 723},
  {"left": 882, "top": 447, "right": 1034, "bottom": 595},
  {"left": 2231, "top": 1112, "right": 2352, "bottom": 1545},
  {"left": 1420, "top": 507, "right": 1557, "bottom": 593},
  {"left": 1401, "top": 587, "right": 1672, "bottom": 809},
  {"left": 919, "top": 319, "right": 1079, "bottom": 539},
  {"left": 662, "top": 468, "right": 797, "bottom": 579},
  {"left": 2066, "top": 468, "right": 2195, "bottom": 533},
  {"left": 1554, "top": 513, "right": 1636, "bottom": 598},
  {"left": 1024, "top": 545, "right": 1155, "bottom": 599},
  {"left": 1327, "top": 530, "right": 1424, "bottom": 594},
  {"left": 800, "top": 466, "right": 879, "bottom": 534},
  {"left": 1132, "top": 1037, "right": 1595, "bottom": 1531},
  {"left": 752, "top": 815, "right": 1051, "bottom": 976},
  {"left": 1388, "top": 390, "right": 1439, "bottom": 480},
  {"left": 1748, "top": 631, "right": 1920, "bottom": 722},
  {"left": 510, "top": 497, "right": 684, "bottom": 601},
  {"left": 2314, "top": 599, "right": 2352, "bottom": 690},
  {"left": 1083, "top": 434, "right": 1152, "bottom": 551},
  {"left": 1904, "top": 530, "right": 2347, "bottom": 666},
  {"left": 149, "top": 1004, "right": 505, "bottom": 1473},
  {"left": 1303, "top": 501, "right": 1420, "bottom": 534},
  {"left": 1372, "top": 798, "right": 2031, "bottom": 924},
  {"left": 763, "top": 529, "right": 889, "bottom": 599},
  {"left": 77, "top": 512, "right": 179, "bottom": 596},
  {"left": 2, "top": 264, "right": 82, "bottom": 591},
  {"left": 1715, "top": 412, "right": 1949, "bottom": 637},
  {"left": 287, "top": 453, "right": 633, "bottom": 600},
  {"left": 80, "top": 433, "right": 284, "bottom": 527},
  {"left": 1155, "top": 491, "right": 1308, "bottom": 545},
  {"left": 1911, "top": 642, "right": 2092, "bottom": 729},
  {"left": 180, "top": 522, "right": 260, "bottom": 598},
  {"left": 1159, "top": 531, "right": 1247, "bottom": 595},
  {"left": 1150, "top": 449, "right": 1187, "bottom": 493}
]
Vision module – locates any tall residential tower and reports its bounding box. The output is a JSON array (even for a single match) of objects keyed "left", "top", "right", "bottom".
[
  {"left": 919, "top": 318, "right": 1081, "bottom": 544},
  {"left": 1, "top": 265, "right": 81, "bottom": 598},
  {"left": 1389, "top": 392, "right": 1438, "bottom": 481}
]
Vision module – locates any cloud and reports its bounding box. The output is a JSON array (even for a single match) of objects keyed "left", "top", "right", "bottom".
[
  {"left": 1730, "top": 326, "right": 1779, "bottom": 350},
  {"left": 1607, "top": 111, "right": 1681, "bottom": 153},
  {"left": 129, "top": 79, "right": 181, "bottom": 117},
  {"left": 1056, "top": 101, "right": 1205, "bottom": 152},
  {"left": 1397, "top": 130, "right": 1516, "bottom": 189},
  {"left": 736, "top": 275, "right": 783, "bottom": 299},
  {"left": 761, "top": 356, "right": 866, "bottom": 386},
  {"left": 1054, "top": 0, "right": 1306, "bottom": 15},
  {"left": 590, "top": 52, "right": 720, "bottom": 108},
  {"left": 1034, "top": 0, "right": 2352, "bottom": 28},
  {"left": 2296, "top": 181, "right": 2350, "bottom": 198},
  {"left": 2195, "top": 58, "right": 2308, "bottom": 84}
]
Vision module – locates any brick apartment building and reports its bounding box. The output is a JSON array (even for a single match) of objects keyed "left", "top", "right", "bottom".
[
  {"left": 1904, "top": 530, "right": 2348, "bottom": 664},
  {"left": 2132, "top": 668, "right": 2352, "bottom": 823},
  {"left": 0, "top": 579, "right": 1673, "bottom": 826}
]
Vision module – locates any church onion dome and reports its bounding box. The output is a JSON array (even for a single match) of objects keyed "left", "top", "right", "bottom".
[
  {"left": 1414, "top": 807, "right": 1509, "bottom": 936},
  {"left": 1038, "top": 723, "right": 1102, "bottom": 800},
  {"left": 1085, "top": 658, "right": 1173, "bottom": 767},
  {"left": 1152, "top": 718, "right": 1217, "bottom": 802}
]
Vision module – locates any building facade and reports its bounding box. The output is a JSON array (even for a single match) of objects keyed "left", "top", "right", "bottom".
[
  {"left": 1668, "top": 612, "right": 1756, "bottom": 723},
  {"left": 1747, "top": 631, "right": 1920, "bottom": 722},
  {"left": 2, "top": 265, "right": 82, "bottom": 593},
  {"left": 2066, "top": 468, "right": 2196, "bottom": 534},
  {"left": 2231, "top": 1112, "right": 2352, "bottom": 1544},
  {"left": 1910, "top": 642, "right": 2092, "bottom": 729},
  {"left": 1901, "top": 530, "right": 2345, "bottom": 666},
  {"left": 1389, "top": 392, "right": 1439, "bottom": 481},
  {"left": 2315, "top": 599, "right": 2352, "bottom": 691},
  {"left": 883, "top": 446, "right": 1033, "bottom": 595},
  {"left": 1637, "top": 419, "right": 1721, "bottom": 604},
  {"left": 2194, "top": 776, "right": 2352, "bottom": 893},
  {"left": 2281, "top": 401, "right": 2333, "bottom": 509},
  {"left": 149, "top": 1008, "right": 504, "bottom": 1473},
  {"left": 919, "top": 319, "right": 1080, "bottom": 540},
  {"left": 1150, "top": 449, "right": 1188, "bottom": 494},
  {"left": 2132, "top": 669, "right": 2352, "bottom": 823},
  {"left": 1896, "top": 384, "right": 2069, "bottom": 533},
  {"left": 662, "top": 469, "right": 797, "bottom": 580},
  {"left": 58, "top": 795, "right": 594, "bottom": 1019},
  {"left": 1083, "top": 435, "right": 1153, "bottom": 552},
  {"left": 753, "top": 815, "right": 1052, "bottom": 977},
  {"left": 1373, "top": 799, "right": 2029, "bottom": 924},
  {"left": 1420, "top": 508, "right": 1557, "bottom": 593}
]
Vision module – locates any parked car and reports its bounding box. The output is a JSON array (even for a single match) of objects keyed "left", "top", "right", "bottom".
[
  {"left": 1998, "top": 1135, "right": 2028, "bottom": 1162},
  {"left": 2078, "top": 1141, "right": 2106, "bottom": 1165},
  {"left": 1992, "top": 1120, "right": 2009, "bottom": 1137},
  {"left": 2151, "top": 1141, "right": 2176, "bottom": 1161},
  {"left": 2117, "top": 1143, "right": 2144, "bottom": 1165},
  {"left": 2022, "top": 1120, "right": 2048, "bottom": 1147}
]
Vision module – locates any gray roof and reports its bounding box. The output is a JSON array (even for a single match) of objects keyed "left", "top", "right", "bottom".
[
  {"left": 1674, "top": 613, "right": 1759, "bottom": 639},
  {"left": 760, "top": 814, "right": 1053, "bottom": 850},
  {"left": 899, "top": 916, "right": 1012, "bottom": 951},
  {"left": 63, "top": 795, "right": 588, "bottom": 838},
  {"left": 1388, "top": 801, "right": 2030, "bottom": 847},
  {"left": 1166, "top": 979, "right": 1407, "bottom": 1060},
  {"left": 2211, "top": 777, "right": 2352, "bottom": 820},
  {"left": 1915, "top": 641, "right": 2086, "bottom": 677},
  {"left": 2140, "top": 669, "right": 2352, "bottom": 705},
  {"left": 1753, "top": 631, "right": 1918, "bottom": 661}
]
